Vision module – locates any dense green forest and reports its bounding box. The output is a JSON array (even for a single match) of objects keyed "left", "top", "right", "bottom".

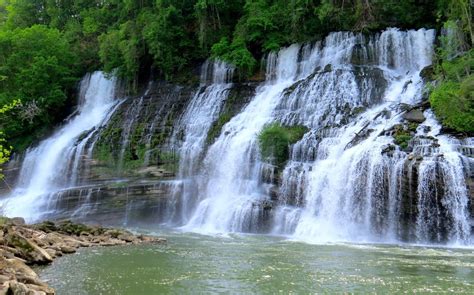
[{"left": 0, "top": 0, "right": 472, "bottom": 152}]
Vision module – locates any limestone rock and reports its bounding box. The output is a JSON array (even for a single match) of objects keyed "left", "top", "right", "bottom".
[
  {"left": 0, "top": 219, "right": 165, "bottom": 295},
  {"left": 58, "top": 245, "right": 76, "bottom": 254},
  {"left": 403, "top": 109, "right": 425, "bottom": 123},
  {"left": 10, "top": 218, "right": 26, "bottom": 226},
  {"left": 5, "top": 232, "right": 53, "bottom": 264}
]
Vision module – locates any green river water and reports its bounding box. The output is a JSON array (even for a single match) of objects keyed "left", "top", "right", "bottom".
[{"left": 38, "top": 230, "right": 474, "bottom": 294}]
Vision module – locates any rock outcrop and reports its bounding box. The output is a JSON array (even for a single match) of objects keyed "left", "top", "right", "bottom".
[{"left": 0, "top": 217, "right": 165, "bottom": 295}]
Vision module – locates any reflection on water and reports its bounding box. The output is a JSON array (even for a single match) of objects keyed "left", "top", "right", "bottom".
[{"left": 39, "top": 231, "right": 474, "bottom": 294}]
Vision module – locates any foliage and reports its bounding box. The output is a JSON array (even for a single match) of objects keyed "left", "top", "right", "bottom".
[
  {"left": 0, "top": 25, "right": 78, "bottom": 149},
  {"left": 430, "top": 76, "right": 474, "bottom": 133},
  {"left": 430, "top": 33, "right": 472, "bottom": 134},
  {"left": 141, "top": 2, "right": 198, "bottom": 80},
  {"left": 211, "top": 37, "right": 257, "bottom": 77},
  {"left": 258, "top": 123, "right": 308, "bottom": 167},
  {"left": 0, "top": 99, "right": 20, "bottom": 178},
  {"left": 206, "top": 112, "right": 232, "bottom": 144},
  {"left": 0, "top": 0, "right": 470, "bottom": 154}
]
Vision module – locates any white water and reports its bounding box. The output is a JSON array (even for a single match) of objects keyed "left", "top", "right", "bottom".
[
  {"left": 182, "top": 28, "right": 473, "bottom": 245},
  {"left": 0, "top": 72, "right": 118, "bottom": 221},
  {"left": 185, "top": 45, "right": 304, "bottom": 232},
  {"left": 165, "top": 60, "right": 235, "bottom": 224},
  {"left": 1, "top": 29, "right": 472, "bottom": 245}
]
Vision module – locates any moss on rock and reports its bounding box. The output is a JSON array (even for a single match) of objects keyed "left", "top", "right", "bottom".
[{"left": 258, "top": 123, "right": 309, "bottom": 167}]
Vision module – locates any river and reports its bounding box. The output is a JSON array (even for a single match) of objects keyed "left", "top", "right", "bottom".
[{"left": 39, "top": 230, "right": 474, "bottom": 294}]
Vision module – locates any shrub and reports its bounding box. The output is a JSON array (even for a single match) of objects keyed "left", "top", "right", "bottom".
[
  {"left": 258, "top": 123, "right": 308, "bottom": 167},
  {"left": 430, "top": 49, "right": 474, "bottom": 134}
]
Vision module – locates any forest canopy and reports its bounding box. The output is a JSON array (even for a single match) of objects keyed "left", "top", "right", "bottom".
[{"left": 0, "top": 0, "right": 472, "bottom": 150}]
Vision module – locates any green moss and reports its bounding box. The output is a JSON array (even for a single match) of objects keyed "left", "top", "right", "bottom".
[
  {"left": 394, "top": 134, "right": 412, "bottom": 150},
  {"left": 258, "top": 123, "right": 309, "bottom": 167},
  {"left": 206, "top": 112, "right": 233, "bottom": 144},
  {"left": 57, "top": 220, "right": 94, "bottom": 236},
  {"left": 6, "top": 232, "right": 35, "bottom": 252},
  {"left": 393, "top": 125, "right": 412, "bottom": 150},
  {"left": 157, "top": 151, "right": 179, "bottom": 172},
  {"left": 34, "top": 221, "right": 57, "bottom": 232}
]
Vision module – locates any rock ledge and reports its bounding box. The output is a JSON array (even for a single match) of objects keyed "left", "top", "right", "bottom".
[{"left": 0, "top": 217, "right": 165, "bottom": 295}]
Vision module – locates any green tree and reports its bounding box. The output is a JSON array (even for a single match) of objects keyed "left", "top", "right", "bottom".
[
  {"left": 0, "top": 99, "right": 20, "bottom": 178},
  {"left": 0, "top": 25, "right": 77, "bottom": 149}
]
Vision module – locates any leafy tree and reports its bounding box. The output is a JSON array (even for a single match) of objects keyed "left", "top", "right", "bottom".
[
  {"left": 0, "top": 25, "right": 77, "bottom": 149},
  {"left": 0, "top": 99, "right": 20, "bottom": 178},
  {"left": 142, "top": 1, "right": 198, "bottom": 79}
]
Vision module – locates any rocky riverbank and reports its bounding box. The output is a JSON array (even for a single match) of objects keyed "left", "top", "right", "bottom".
[{"left": 0, "top": 217, "right": 165, "bottom": 295}]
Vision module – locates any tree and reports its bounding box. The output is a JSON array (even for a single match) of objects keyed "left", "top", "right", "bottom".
[
  {"left": 0, "top": 99, "right": 20, "bottom": 178},
  {"left": 0, "top": 25, "right": 77, "bottom": 149}
]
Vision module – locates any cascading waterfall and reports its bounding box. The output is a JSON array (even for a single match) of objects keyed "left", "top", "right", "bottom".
[
  {"left": 164, "top": 60, "right": 235, "bottom": 224},
  {"left": 0, "top": 72, "right": 119, "bottom": 221},
  {"left": 185, "top": 44, "right": 310, "bottom": 232},
  {"left": 270, "top": 29, "right": 472, "bottom": 245},
  {"left": 1, "top": 28, "right": 471, "bottom": 245},
  {"left": 184, "top": 28, "right": 473, "bottom": 245}
]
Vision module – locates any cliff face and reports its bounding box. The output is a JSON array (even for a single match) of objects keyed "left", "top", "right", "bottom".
[
  {"left": 9, "top": 74, "right": 469, "bottom": 242},
  {"left": 1, "top": 29, "right": 473, "bottom": 244}
]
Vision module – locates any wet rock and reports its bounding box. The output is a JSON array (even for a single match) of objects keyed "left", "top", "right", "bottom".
[
  {"left": 0, "top": 220, "right": 165, "bottom": 294},
  {"left": 58, "top": 245, "right": 76, "bottom": 254},
  {"left": 381, "top": 144, "right": 396, "bottom": 156},
  {"left": 323, "top": 64, "right": 332, "bottom": 72},
  {"left": 5, "top": 231, "right": 53, "bottom": 264},
  {"left": 420, "top": 65, "right": 434, "bottom": 80},
  {"left": 403, "top": 109, "right": 426, "bottom": 123}
]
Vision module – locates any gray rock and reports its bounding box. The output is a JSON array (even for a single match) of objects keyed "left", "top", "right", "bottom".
[
  {"left": 11, "top": 218, "right": 26, "bottom": 226},
  {"left": 403, "top": 109, "right": 425, "bottom": 123}
]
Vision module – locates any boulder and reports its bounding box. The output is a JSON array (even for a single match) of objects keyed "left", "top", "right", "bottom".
[
  {"left": 403, "top": 109, "right": 425, "bottom": 123},
  {"left": 10, "top": 218, "right": 26, "bottom": 226},
  {"left": 117, "top": 234, "right": 136, "bottom": 243},
  {"left": 0, "top": 275, "right": 10, "bottom": 284},
  {"left": 26, "top": 283, "right": 54, "bottom": 295},
  {"left": 0, "top": 257, "right": 38, "bottom": 278},
  {"left": 8, "top": 281, "right": 30, "bottom": 295},
  {"left": 420, "top": 65, "right": 434, "bottom": 80},
  {"left": 58, "top": 245, "right": 76, "bottom": 254},
  {"left": 5, "top": 231, "right": 53, "bottom": 264},
  {"left": 0, "top": 282, "right": 9, "bottom": 295}
]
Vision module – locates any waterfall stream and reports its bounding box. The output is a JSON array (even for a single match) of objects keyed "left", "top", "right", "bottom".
[
  {"left": 0, "top": 29, "right": 472, "bottom": 245},
  {"left": 183, "top": 28, "right": 472, "bottom": 245},
  {"left": 0, "top": 72, "right": 119, "bottom": 221}
]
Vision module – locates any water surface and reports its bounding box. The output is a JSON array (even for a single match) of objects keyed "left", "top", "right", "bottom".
[{"left": 39, "top": 231, "right": 474, "bottom": 294}]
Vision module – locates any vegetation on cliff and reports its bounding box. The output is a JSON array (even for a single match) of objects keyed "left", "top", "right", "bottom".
[
  {"left": 428, "top": 1, "right": 473, "bottom": 134},
  {"left": 0, "top": 99, "right": 19, "bottom": 178},
  {"left": 258, "top": 123, "right": 308, "bottom": 167}
]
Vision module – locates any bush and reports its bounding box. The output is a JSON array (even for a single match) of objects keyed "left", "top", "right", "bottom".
[
  {"left": 211, "top": 37, "right": 257, "bottom": 77},
  {"left": 430, "top": 78, "right": 474, "bottom": 133},
  {"left": 430, "top": 49, "right": 473, "bottom": 134},
  {"left": 258, "top": 123, "right": 308, "bottom": 167}
]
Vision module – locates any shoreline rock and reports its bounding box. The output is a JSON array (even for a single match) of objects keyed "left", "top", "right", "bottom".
[{"left": 0, "top": 217, "right": 165, "bottom": 295}]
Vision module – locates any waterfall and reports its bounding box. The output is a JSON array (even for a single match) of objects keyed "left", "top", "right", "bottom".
[
  {"left": 164, "top": 59, "right": 235, "bottom": 224},
  {"left": 182, "top": 28, "right": 473, "bottom": 245},
  {"left": 185, "top": 44, "right": 306, "bottom": 232},
  {"left": 1, "top": 28, "right": 471, "bottom": 245},
  {"left": 0, "top": 72, "right": 119, "bottom": 222}
]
